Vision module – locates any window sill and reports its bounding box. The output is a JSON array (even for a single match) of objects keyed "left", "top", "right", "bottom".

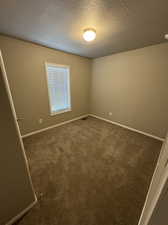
[{"left": 50, "top": 108, "right": 71, "bottom": 116}]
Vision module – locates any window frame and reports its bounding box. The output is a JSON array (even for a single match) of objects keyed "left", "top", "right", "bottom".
[{"left": 45, "top": 62, "right": 72, "bottom": 116}]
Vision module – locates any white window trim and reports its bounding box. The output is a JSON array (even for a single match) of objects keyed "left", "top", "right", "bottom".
[{"left": 45, "top": 62, "right": 72, "bottom": 116}]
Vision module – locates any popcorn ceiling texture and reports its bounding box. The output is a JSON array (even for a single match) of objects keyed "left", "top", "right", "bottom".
[{"left": 0, "top": 0, "right": 168, "bottom": 57}]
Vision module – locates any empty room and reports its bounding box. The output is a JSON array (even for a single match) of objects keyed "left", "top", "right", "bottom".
[{"left": 0, "top": 0, "right": 168, "bottom": 225}]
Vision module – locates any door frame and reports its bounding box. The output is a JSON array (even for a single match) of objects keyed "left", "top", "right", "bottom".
[
  {"left": 0, "top": 50, "right": 37, "bottom": 225},
  {"left": 138, "top": 135, "right": 168, "bottom": 225}
]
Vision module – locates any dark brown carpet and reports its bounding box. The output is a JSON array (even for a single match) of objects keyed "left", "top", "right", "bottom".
[{"left": 15, "top": 116, "right": 162, "bottom": 225}]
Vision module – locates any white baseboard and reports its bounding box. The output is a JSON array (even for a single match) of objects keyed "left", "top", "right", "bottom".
[
  {"left": 22, "top": 114, "right": 89, "bottom": 138},
  {"left": 5, "top": 197, "right": 37, "bottom": 225},
  {"left": 22, "top": 113, "right": 164, "bottom": 142},
  {"left": 89, "top": 114, "right": 164, "bottom": 142}
]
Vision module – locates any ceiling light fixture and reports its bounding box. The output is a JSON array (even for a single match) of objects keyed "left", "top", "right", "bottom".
[
  {"left": 165, "top": 34, "right": 168, "bottom": 40},
  {"left": 83, "top": 28, "right": 96, "bottom": 42}
]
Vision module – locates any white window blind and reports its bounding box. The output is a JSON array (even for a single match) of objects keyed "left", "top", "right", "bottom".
[{"left": 46, "top": 64, "right": 71, "bottom": 115}]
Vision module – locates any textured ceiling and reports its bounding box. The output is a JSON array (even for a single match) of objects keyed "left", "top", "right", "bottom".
[{"left": 0, "top": 0, "right": 168, "bottom": 58}]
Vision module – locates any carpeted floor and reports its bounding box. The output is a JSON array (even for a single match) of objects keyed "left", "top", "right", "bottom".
[{"left": 15, "top": 116, "right": 162, "bottom": 225}]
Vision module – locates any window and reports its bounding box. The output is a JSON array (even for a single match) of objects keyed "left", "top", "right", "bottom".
[{"left": 45, "top": 63, "right": 71, "bottom": 115}]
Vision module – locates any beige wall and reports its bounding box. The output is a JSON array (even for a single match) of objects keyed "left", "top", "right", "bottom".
[
  {"left": 0, "top": 35, "right": 167, "bottom": 138},
  {"left": 91, "top": 43, "right": 168, "bottom": 138},
  {"left": 0, "top": 66, "right": 35, "bottom": 224},
  {"left": 0, "top": 35, "right": 91, "bottom": 135}
]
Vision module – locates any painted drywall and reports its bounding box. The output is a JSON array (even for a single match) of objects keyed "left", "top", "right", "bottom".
[
  {"left": 91, "top": 43, "right": 168, "bottom": 138},
  {"left": 0, "top": 35, "right": 91, "bottom": 135},
  {"left": 0, "top": 35, "right": 168, "bottom": 138},
  {"left": 0, "top": 66, "right": 36, "bottom": 224}
]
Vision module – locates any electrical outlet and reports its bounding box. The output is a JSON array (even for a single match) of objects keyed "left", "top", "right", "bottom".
[
  {"left": 109, "top": 112, "right": 112, "bottom": 116},
  {"left": 39, "top": 118, "right": 43, "bottom": 124}
]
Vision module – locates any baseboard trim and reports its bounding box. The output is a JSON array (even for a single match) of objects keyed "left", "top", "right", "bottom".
[
  {"left": 89, "top": 114, "right": 164, "bottom": 142},
  {"left": 22, "top": 114, "right": 89, "bottom": 138},
  {"left": 5, "top": 197, "right": 37, "bottom": 225},
  {"left": 22, "top": 113, "right": 164, "bottom": 141}
]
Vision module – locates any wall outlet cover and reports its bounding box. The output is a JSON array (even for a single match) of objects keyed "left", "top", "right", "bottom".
[{"left": 39, "top": 118, "right": 43, "bottom": 124}]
